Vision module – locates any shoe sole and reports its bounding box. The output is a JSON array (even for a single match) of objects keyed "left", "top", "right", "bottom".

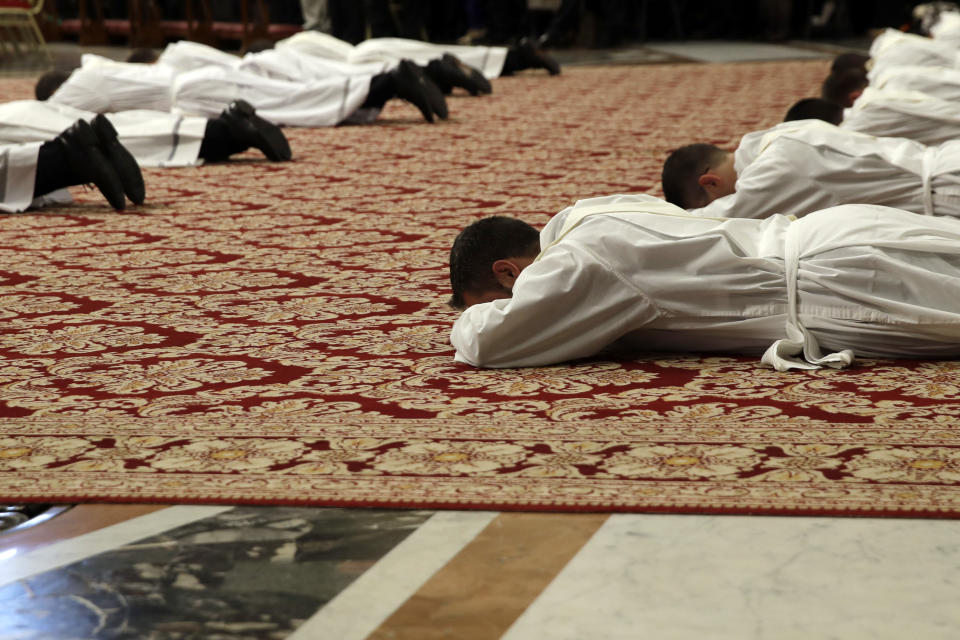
[
  {"left": 225, "top": 100, "right": 292, "bottom": 161},
  {"left": 396, "top": 61, "right": 435, "bottom": 123},
  {"left": 411, "top": 63, "right": 448, "bottom": 120},
  {"left": 247, "top": 114, "right": 292, "bottom": 162},
  {"left": 92, "top": 115, "right": 146, "bottom": 205},
  {"left": 60, "top": 121, "right": 127, "bottom": 211}
]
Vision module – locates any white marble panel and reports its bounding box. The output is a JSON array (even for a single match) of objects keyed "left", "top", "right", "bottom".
[
  {"left": 287, "top": 510, "right": 498, "bottom": 640},
  {"left": 504, "top": 514, "right": 960, "bottom": 640}
]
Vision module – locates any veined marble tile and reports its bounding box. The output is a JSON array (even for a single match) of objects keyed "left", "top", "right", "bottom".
[
  {"left": 504, "top": 514, "right": 960, "bottom": 640},
  {"left": 0, "top": 507, "right": 435, "bottom": 640},
  {"left": 367, "top": 512, "right": 607, "bottom": 640},
  {"left": 289, "top": 510, "right": 498, "bottom": 640},
  {"left": 0, "top": 506, "right": 231, "bottom": 585}
]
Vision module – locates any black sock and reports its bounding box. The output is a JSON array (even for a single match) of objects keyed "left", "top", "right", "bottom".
[
  {"left": 362, "top": 72, "right": 397, "bottom": 109},
  {"left": 199, "top": 118, "right": 249, "bottom": 162},
  {"left": 33, "top": 140, "right": 78, "bottom": 197},
  {"left": 501, "top": 46, "right": 523, "bottom": 76}
]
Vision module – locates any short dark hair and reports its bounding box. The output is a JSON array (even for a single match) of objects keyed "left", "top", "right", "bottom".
[
  {"left": 126, "top": 48, "right": 159, "bottom": 63},
  {"left": 784, "top": 97, "right": 844, "bottom": 125},
  {"left": 821, "top": 69, "right": 868, "bottom": 107},
  {"left": 661, "top": 143, "right": 728, "bottom": 209},
  {"left": 35, "top": 69, "right": 71, "bottom": 101},
  {"left": 830, "top": 52, "right": 869, "bottom": 75},
  {"left": 448, "top": 216, "right": 540, "bottom": 310}
]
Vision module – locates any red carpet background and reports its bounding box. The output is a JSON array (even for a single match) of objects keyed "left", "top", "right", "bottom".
[{"left": 4, "top": 61, "right": 960, "bottom": 517}]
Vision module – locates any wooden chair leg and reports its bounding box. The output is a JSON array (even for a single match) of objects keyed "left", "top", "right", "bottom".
[
  {"left": 129, "top": 0, "right": 164, "bottom": 48},
  {"left": 185, "top": 0, "right": 215, "bottom": 45},
  {"left": 27, "top": 11, "right": 54, "bottom": 63},
  {"left": 37, "top": 0, "right": 61, "bottom": 41},
  {"left": 240, "top": 0, "right": 270, "bottom": 51},
  {"left": 78, "top": 0, "right": 108, "bottom": 45}
]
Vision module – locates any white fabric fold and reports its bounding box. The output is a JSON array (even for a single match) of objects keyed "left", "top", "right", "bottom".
[{"left": 760, "top": 222, "right": 855, "bottom": 372}]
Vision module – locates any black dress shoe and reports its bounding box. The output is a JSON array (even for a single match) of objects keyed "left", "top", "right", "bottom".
[
  {"left": 410, "top": 61, "right": 448, "bottom": 120},
  {"left": 425, "top": 54, "right": 491, "bottom": 96},
  {"left": 55, "top": 119, "right": 127, "bottom": 211},
  {"left": 392, "top": 59, "right": 449, "bottom": 122},
  {"left": 424, "top": 58, "right": 455, "bottom": 95},
  {"left": 91, "top": 114, "right": 145, "bottom": 205},
  {"left": 516, "top": 38, "right": 562, "bottom": 76},
  {"left": 447, "top": 54, "right": 492, "bottom": 95},
  {"left": 218, "top": 99, "right": 292, "bottom": 162}
]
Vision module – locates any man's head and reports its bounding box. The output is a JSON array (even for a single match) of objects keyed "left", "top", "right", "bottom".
[
  {"left": 34, "top": 69, "right": 71, "bottom": 101},
  {"left": 784, "top": 97, "right": 845, "bottom": 125},
  {"left": 830, "top": 52, "right": 869, "bottom": 75},
  {"left": 661, "top": 143, "right": 737, "bottom": 209},
  {"left": 448, "top": 216, "right": 541, "bottom": 310},
  {"left": 126, "top": 48, "right": 159, "bottom": 63},
  {"left": 821, "top": 68, "right": 869, "bottom": 107}
]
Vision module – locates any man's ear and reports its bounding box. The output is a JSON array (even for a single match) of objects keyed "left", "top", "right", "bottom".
[
  {"left": 848, "top": 89, "right": 863, "bottom": 105},
  {"left": 491, "top": 258, "right": 523, "bottom": 289},
  {"left": 698, "top": 172, "right": 721, "bottom": 188}
]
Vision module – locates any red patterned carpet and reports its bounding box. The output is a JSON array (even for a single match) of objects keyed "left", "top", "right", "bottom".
[{"left": 4, "top": 61, "right": 960, "bottom": 517}]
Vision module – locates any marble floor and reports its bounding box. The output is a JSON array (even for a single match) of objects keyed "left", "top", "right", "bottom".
[
  {"left": 7, "top": 35, "right": 951, "bottom": 640},
  {"left": 4, "top": 505, "right": 960, "bottom": 639}
]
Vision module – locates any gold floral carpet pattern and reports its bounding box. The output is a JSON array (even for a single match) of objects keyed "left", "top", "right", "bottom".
[{"left": 4, "top": 62, "right": 960, "bottom": 517}]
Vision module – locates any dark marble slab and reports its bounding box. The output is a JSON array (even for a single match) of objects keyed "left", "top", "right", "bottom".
[
  {"left": 0, "top": 504, "right": 71, "bottom": 534},
  {"left": 0, "top": 507, "right": 434, "bottom": 639}
]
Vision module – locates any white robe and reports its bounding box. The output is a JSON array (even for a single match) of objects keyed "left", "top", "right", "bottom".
[
  {"left": 170, "top": 65, "right": 373, "bottom": 127},
  {"left": 157, "top": 39, "right": 390, "bottom": 81},
  {"left": 0, "top": 100, "right": 207, "bottom": 167},
  {"left": 0, "top": 142, "right": 71, "bottom": 213},
  {"left": 841, "top": 86, "right": 960, "bottom": 146},
  {"left": 50, "top": 49, "right": 374, "bottom": 128},
  {"left": 237, "top": 48, "right": 389, "bottom": 83},
  {"left": 868, "top": 63, "right": 960, "bottom": 102},
  {"left": 868, "top": 28, "right": 960, "bottom": 72},
  {"left": 451, "top": 194, "right": 960, "bottom": 371},
  {"left": 156, "top": 40, "right": 242, "bottom": 73},
  {"left": 277, "top": 31, "right": 508, "bottom": 80},
  {"left": 49, "top": 56, "right": 177, "bottom": 113},
  {"left": 691, "top": 119, "right": 960, "bottom": 220},
  {"left": 930, "top": 10, "right": 960, "bottom": 48},
  {"left": 155, "top": 40, "right": 385, "bottom": 126}
]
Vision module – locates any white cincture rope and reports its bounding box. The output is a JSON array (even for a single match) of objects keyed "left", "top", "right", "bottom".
[{"left": 761, "top": 221, "right": 854, "bottom": 371}]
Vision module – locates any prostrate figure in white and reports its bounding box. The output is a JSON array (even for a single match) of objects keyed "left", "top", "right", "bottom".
[
  {"left": 662, "top": 119, "right": 960, "bottom": 220},
  {"left": 448, "top": 194, "right": 960, "bottom": 371}
]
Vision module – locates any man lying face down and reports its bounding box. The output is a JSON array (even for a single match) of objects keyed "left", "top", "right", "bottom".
[
  {"left": 790, "top": 88, "right": 960, "bottom": 147},
  {"left": 448, "top": 194, "right": 960, "bottom": 372},
  {"left": 35, "top": 50, "right": 449, "bottom": 127},
  {"left": 815, "top": 55, "right": 960, "bottom": 146},
  {"left": 661, "top": 118, "right": 960, "bottom": 220}
]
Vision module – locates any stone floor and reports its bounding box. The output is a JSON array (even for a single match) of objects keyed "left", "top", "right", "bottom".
[{"left": 4, "top": 505, "right": 960, "bottom": 639}]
